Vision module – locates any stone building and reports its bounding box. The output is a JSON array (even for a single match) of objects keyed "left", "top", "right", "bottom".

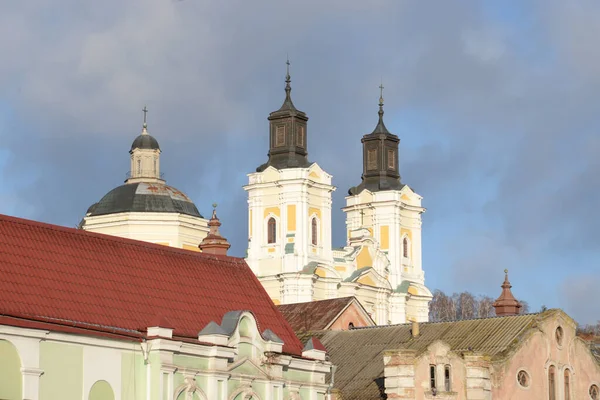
[
  {"left": 0, "top": 213, "right": 331, "bottom": 400},
  {"left": 80, "top": 109, "right": 209, "bottom": 251},
  {"left": 297, "top": 273, "right": 600, "bottom": 399},
  {"left": 245, "top": 65, "right": 431, "bottom": 325}
]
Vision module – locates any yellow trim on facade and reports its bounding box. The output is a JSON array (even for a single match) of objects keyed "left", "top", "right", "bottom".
[
  {"left": 314, "top": 267, "right": 327, "bottom": 278},
  {"left": 408, "top": 286, "right": 419, "bottom": 295},
  {"left": 287, "top": 205, "right": 296, "bottom": 231},
  {"left": 155, "top": 242, "right": 170, "bottom": 246},
  {"left": 264, "top": 207, "right": 281, "bottom": 218},
  {"left": 367, "top": 227, "right": 373, "bottom": 236},
  {"left": 268, "top": 248, "right": 275, "bottom": 253},
  {"left": 356, "top": 247, "right": 372, "bottom": 269},
  {"left": 182, "top": 244, "right": 200, "bottom": 252},
  {"left": 357, "top": 276, "right": 376, "bottom": 287},
  {"left": 309, "top": 171, "right": 321, "bottom": 179},
  {"left": 287, "top": 238, "right": 294, "bottom": 243},
  {"left": 272, "top": 299, "right": 281, "bottom": 305},
  {"left": 334, "top": 265, "right": 346, "bottom": 272},
  {"left": 401, "top": 194, "right": 411, "bottom": 201},
  {"left": 380, "top": 225, "right": 389, "bottom": 250}
]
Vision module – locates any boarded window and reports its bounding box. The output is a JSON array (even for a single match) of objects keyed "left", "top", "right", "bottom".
[
  {"left": 311, "top": 217, "right": 318, "bottom": 246},
  {"left": 275, "top": 126, "right": 286, "bottom": 147},
  {"left": 367, "top": 148, "right": 378, "bottom": 170},
  {"left": 296, "top": 125, "right": 305, "bottom": 147},
  {"left": 267, "top": 217, "right": 277, "bottom": 244},
  {"left": 387, "top": 149, "right": 395, "bottom": 170}
]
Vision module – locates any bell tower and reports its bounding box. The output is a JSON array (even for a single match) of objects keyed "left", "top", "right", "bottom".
[
  {"left": 245, "top": 61, "right": 335, "bottom": 305},
  {"left": 343, "top": 85, "right": 431, "bottom": 322}
]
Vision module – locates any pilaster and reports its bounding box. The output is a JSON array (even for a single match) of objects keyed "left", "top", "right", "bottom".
[
  {"left": 464, "top": 353, "right": 492, "bottom": 400},
  {"left": 384, "top": 349, "right": 417, "bottom": 399}
]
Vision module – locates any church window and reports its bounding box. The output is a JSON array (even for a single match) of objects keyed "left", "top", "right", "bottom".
[
  {"left": 444, "top": 365, "right": 451, "bottom": 391},
  {"left": 137, "top": 159, "right": 141, "bottom": 174},
  {"left": 517, "top": 370, "right": 530, "bottom": 388},
  {"left": 548, "top": 365, "right": 556, "bottom": 400},
  {"left": 590, "top": 385, "right": 599, "bottom": 400},
  {"left": 564, "top": 369, "right": 571, "bottom": 400},
  {"left": 275, "top": 126, "right": 286, "bottom": 147},
  {"left": 429, "top": 365, "right": 436, "bottom": 390},
  {"left": 348, "top": 322, "right": 354, "bottom": 329},
  {"left": 311, "top": 217, "right": 318, "bottom": 246},
  {"left": 367, "top": 148, "right": 378, "bottom": 170},
  {"left": 403, "top": 237, "right": 409, "bottom": 258},
  {"left": 387, "top": 149, "right": 395, "bottom": 170},
  {"left": 267, "top": 217, "right": 277, "bottom": 244},
  {"left": 296, "top": 125, "right": 305, "bottom": 147}
]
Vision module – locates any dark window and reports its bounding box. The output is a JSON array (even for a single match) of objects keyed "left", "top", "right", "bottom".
[
  {"left": 430, "top": 365, "right": 436, "bottom": 390},
  {"left": 564, "top": 370, "right": 570, "bottom": 400},
  {"left": 444, "top": 365, "right": 451, "bottom": 392},
  {"left": 517, "top": 370, "right": 530, "bottom": 388},
  {"left": 548, "top": 366, "right": 556, "bottom": 400},
  {"left": 348, "top": 322, "right": 354, "bottom": 329},
  {"left": 267, "top": 217, "right": 276, "bottom": 244},
  {"left": 555, "top": 326, "right": 563, "bottom": 346},
  {"left": 403, "top": 237, "right": 409, "bottom": 258},
  {"left": 311, "top": 217, "right": 318, "bottom": 245},
  {"left": 137, "top": 159, "right": 141, "bottom": 173}
]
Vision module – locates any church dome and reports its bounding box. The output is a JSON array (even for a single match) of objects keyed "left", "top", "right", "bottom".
[
  {"left": 130, "top": 133, "right": 160, "bottom": 151},
  {"left": 86, "top": 182, "right": 202, "bottom": 218}
]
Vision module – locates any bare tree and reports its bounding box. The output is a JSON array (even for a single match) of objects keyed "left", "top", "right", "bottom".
[
  {"left": 454, "top": 292, "right": 477, "bottom": 320},
  {"left": 429, "top": 290, "right": 456, "bottom": 322},
  {"left": 477, "top": 295, "right": 496, "bottom": 318},
  {"left": 519, "top": 300, "right": 530, "bottom": 314}
]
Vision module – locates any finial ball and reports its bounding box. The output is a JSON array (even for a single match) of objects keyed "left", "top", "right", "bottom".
[
  {"left": 212, "top": 203, "right": 218, "bottom": 209},
  {"left": 504, "top": 269, "right": 508, "bottom": 274}
]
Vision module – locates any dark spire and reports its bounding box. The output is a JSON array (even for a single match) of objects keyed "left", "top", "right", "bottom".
[
  {"left": 278, "top": 57, "right": 297, "bottom": 111},
  {"left": 142, "top": 105, "right": 149, "bottom": 133},
  {"left": 372, "top": 82, "right": 390, "bottom": 134},
  {"left": 198, "top": 203, "right": 231, "bottom": 256},
  {"left": 256, "top": 58, "right": 311, "bottom": 172},
  {"left": 348, "top": 83, "right": 402, "bottom": 195},
  {"left": 493, "top": 269, "right": 522, "bottom": 316}
]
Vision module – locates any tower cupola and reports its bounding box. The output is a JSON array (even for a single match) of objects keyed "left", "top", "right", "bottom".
[
  {"left": 127, "top": 106, "right": 163, "bottom": 183},
  {"left": 256, "top": 60, "right": 311, "bottom": 172},
  {"left": 493, "top": 269, "right": 522, "bottom": 316},
  {"left": 348, "top": 84, "right": 403, "bottom": 195}
]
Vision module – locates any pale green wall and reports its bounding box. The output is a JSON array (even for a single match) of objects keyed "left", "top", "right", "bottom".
[
  {"left": 0, "top": 339, "right": 22, "bottom": 400},
  {"left": 89, "top": 380, "right": 115, "bottom": 400},
  {"left": 173, "top": 354, "right": 209, "bottom": 370},
  {"left": 40, "top": 341, "right": 83, "bottom": 400},
  {"left": 121, "top": 352, "right": 146, "bottom": 400}
]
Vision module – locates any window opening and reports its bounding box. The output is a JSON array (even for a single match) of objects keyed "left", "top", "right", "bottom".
[
  {"left": 564, "top": 370, "right": 570, "bottom": 400},
  {"left": 517, "top": 370, "right": 530, "bottom": 388},
  {"left": 430, "top": 365, "right": 436, "bottom": 390},
  {"left": 555, "top": 326, "right": 564, "bottom": 346},
  {"left": 444, "top": 365, "right": 451, "bottom": 392},
  {"left": 311, "top": 217, "right": 318, "bottom": 246},
  {"left": 590, "top": 384, "right": 599, "bottom": 400},
  {"left": 267, "top": 217, "right": 276, "bottom": 244},
  {"left": 548, "top": 365, "right": 556, "bottom": 400},
  {"left": 403, "top": 237, "right": 408, "bottom": 258}
]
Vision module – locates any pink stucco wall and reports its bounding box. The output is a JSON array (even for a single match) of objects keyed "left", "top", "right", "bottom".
[{"left": 492, "top": 314, "right": 600, "bottom": 399}]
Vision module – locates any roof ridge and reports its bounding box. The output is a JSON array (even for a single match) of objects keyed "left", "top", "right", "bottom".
[
  {"left": 344, "top": 312, "right": 542, "bottom": 331},
  {"left": 0, "top": 213, "right": 245, "bottom": 264}
]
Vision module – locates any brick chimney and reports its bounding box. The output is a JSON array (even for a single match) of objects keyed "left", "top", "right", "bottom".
[
  {"left": 492, "top": 269, "right": 522, "bottom": 316},
  {"left": 198, "top": 204, "right": 231, "bottom": 256}
]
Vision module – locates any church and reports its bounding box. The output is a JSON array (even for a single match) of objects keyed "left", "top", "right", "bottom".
[{"left": 80, "top": 64, "right": 432, "bottom": 325}]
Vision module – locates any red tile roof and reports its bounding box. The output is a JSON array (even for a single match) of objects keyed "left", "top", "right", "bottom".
[{"left": 0, "top": 214, "right": 303, "bottom": 355}]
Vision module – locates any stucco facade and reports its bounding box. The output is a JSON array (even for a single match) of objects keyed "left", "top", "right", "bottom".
[{"left": 0, "top": 312, "right": 331, "bottom": 400}]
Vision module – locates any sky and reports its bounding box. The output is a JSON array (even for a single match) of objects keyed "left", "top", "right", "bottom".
[{"left": 0, "top": 1, "right": 599, "bottom": 325}]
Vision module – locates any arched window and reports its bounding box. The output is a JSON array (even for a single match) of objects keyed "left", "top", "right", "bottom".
[
  {"left": 430, "top": 365, "right": 436, "bottom": 390},
  {"left": 137, "top": 159, "right": 141, "bottom": 174},
  {"left": 591, "top": 385, "right": 600, "bottom": 400},
  {"left": 548, "top": 365, "right": 556, "bottom": 400},
  {"left": 564, "top": 369, "right": 571, "bottom": 400},
  {"left": 403, "top": 237, "right": 409, "bottom": 258},
  {"left": 267, "top": 217, "right": 276, "bottom": 244},
  {"left": 444, "top": 365, "right": 451, "bottom": 392},
  {"left": 311, "top": 217, "right": 318, "bottom": 245}
]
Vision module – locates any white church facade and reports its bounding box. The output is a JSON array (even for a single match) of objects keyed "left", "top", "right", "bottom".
[
  {"left": 78, "top": 68, "right": 432, "bottom": 325},
  {"left": 245, "top": 68, "right": 431, "bottom": 324}
]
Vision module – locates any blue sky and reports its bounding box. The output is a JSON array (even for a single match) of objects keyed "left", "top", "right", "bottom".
[{"left": 1, "top": 0, "right": 599, "bottom": 324}]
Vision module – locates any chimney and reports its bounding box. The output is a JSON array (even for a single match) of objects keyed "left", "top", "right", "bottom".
[
  {"left": 198, "top": 203, "right": 231, "bottom": 256},
  {"left": 492, "top": 269, "right": 522, "bottom": 316},
  {"left": 411, "top": 320, "right": 419, "bottom": 338}
]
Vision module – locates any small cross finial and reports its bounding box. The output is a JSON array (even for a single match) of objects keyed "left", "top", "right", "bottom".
[
  {"left": 142, "top": 105, "right": 148, "bottom": 128},
  {"left": 379, "top": 81, "right": 384, "bottom": 107},
  {"left": 285, "top": 57, "right": 291, "bottom": 85}
]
